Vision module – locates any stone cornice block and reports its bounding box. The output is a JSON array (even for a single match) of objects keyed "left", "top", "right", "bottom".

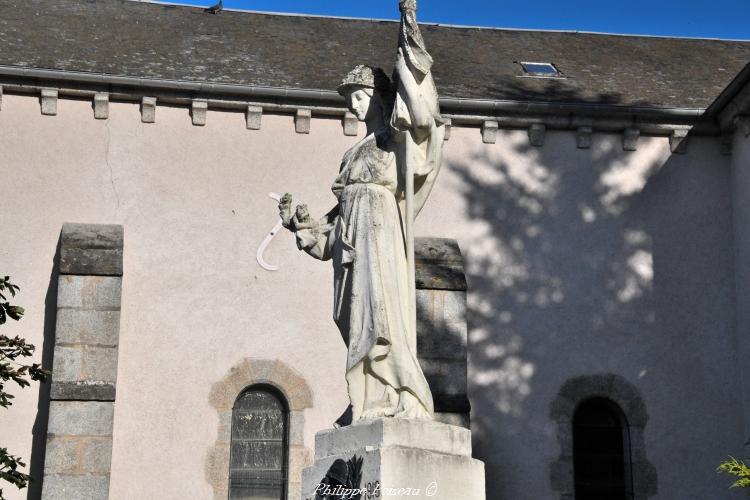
[
  {"left": 481, "top": 120, "right": 498, "bottom": 144},
  {"left": 342, "top": 111, "right": 358, "bottom": 136},
  {"left": 295, "top": 108, "right": 311, "bottom": 134},
  {"left": 93, "top": 92, "right": 109, "bottom": 119},
  {"left": 670, "top": 129, "right": 689, "bottom": 154},
  {"left": 191, "top": 98, "right": 207, "bottom": 126},
  {"left": 141, "top": 96, "right": 156, "bottom": 123},
  {"left": 246, "top": 105, "right": 262, "bottom": 130},
  {"left": 51, "top": 382, "right": 116, "bottom": 402},
  {"left": 41, "top": 88, "right": 58, "bottom": 116},
  {"left": 528, "top": 123, "right": 546, "bottom": 147},
  {"left": 576, "top": 126, "right": 592, "bottom": 149},
  {"left": 623, "top": 127, "right": 640, "bottom": 151},
  {"left": 415, "top": 237, "right": 466, "bottom": 291},
  {"left": 60, "top": 223, "right": 124, "bottom": 276}
]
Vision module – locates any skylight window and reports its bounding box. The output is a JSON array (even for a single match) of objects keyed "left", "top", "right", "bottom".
[{"left": 519, "top": 62, "right": 563, "bottom": 78}]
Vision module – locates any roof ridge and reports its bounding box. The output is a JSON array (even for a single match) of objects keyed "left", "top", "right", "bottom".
[{"left": 128, "top": 0, "right": 750, "bottom": 43}]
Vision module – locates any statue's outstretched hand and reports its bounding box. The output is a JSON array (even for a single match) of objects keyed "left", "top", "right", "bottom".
[
  {"left": 292, "top": 204, "right": 315, "bottom": 230},
  {"left": 279, "top": 193, "right": 294, "bottom": 229}
]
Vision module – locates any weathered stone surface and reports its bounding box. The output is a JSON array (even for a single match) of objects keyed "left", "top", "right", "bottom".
[
  {"left": 41, "top": 88, "right": 58, "bottom": 115},
  {"left": 623, "top": 127, "right": 641, "bottom": 151},
  {"left": 314, "top": 418, "right": 472, "bottom": 460},
  {"left": 481, "top": 120, "right": 498, "bottom": 144},
  {"left": 414, "top": 237, "right": 466, "bottom": 291},
  {"left": 443, "top": 117, "right": 451, "bottom": 141},
  {"left": 47, "top": 401, "right": 114, "bottom": 436},
  {"left": 43, "top": 437, "right": 80, "bottom": 475},
  {"left": 41, "top": 474, "right": 109, "bottom": 500},
  {"left": 80, "top": 438, "right": 114, "bottom": 474},
  {"left": 559, "top": 373, "right": 615, "bottom": 401},
  {"left": 415, "top": 262, "right": 465, "bottom": 290},
  {"left": 51, "top": 345, "right": 117, "bottom": 383},
  {"left": 83, "top": 346, "right": 118, "bottom": 382},
  {"left": 434, "top": 411, "right": 469, "bottom": 428},
  {"left": 44, "top": 436, "right": 112, "bottom": 474},
  {"left": 432, "top": 393, "right": 471, "bottom": 414},
  {"left": 141, "top": 96, "right": 156, "bottom": 123},
  {"left": 60, "top": 223, "right": 124, "bottom": 276},
  {"left": 209, "top": 358, "right": 313, "bottom": 411},
  {"left": 417, "top": 290, "right": 467, "bottom": 359},
  {"left": 51, "top": 381, "right": 116, "bottom": 401},
  {"left": 670, "top": 128, "right": 689, "bottom": 153},
  {"left": 419, "top": 359, "right": 467, "bottom": 398},
  {"left": 52, "top": 345, "right": 82, "bottom": 382},
  {"left": 413, "top": 237, "right": 469, "bottom": 426},
  {"left": 0, "top": 85, "right": 3, "bottom": 111},
  {"left": 289, "top": 410, "right": 305, "bottom": 446},
  {"left": 93, "top": 92, "right": 109, "bottom": 119},
  {"left": 57, "top": 275, "right": 122, "bottom": 309},
  {"left": 295, "top": 108, "right": 311, "bottom": 134},
  {"left": 304, "top": 419, "right": 484, "bottom": 500},
  {"left": 246, "top": 105, "right": 262, "bottom": 130},
  {"left": 529, "top": 123, "right": 546, "bottom": 146},
  {"left": 55, "top": 309, "right": 120, "bottom": 346},
  {"left": 192, "top": 98, "right": 208, "bottom": 126},
  {"left": 550, "top": 458, "right": 574, "bottom": 494}
]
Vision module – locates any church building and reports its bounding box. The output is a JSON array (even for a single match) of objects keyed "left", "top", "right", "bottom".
[{"left": 2, "top": 0, "right": 750, "bottom": 499}]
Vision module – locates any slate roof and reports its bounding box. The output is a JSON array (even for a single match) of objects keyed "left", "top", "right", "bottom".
[{"left": 1, "top": 0, "right": 749, "bottom": 110}]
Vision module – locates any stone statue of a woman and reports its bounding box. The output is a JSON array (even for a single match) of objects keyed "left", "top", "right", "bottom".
[{"left": 279, "top": 0, "right": 445, "bottom": 421}]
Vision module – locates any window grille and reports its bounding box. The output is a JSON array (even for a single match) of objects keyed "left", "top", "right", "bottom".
[
  {"left": 573, "top": 397, "right": 633, "bottom": 500},
  {"left": 229, "top": 386, "right": 288, "bottom": 500}
]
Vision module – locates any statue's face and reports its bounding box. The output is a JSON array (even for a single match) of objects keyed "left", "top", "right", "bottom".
[{"left": 345, "top": 87, "right": 373, "bottom": 122}]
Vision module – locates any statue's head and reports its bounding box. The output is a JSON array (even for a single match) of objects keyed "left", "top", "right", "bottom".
[{"left": 337, "top": 65, "right": 393, "bottom": 123}]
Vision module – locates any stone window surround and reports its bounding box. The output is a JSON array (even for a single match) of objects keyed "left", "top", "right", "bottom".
[
  {"left": 549, "top": 374, "right": 658, "bottom": 500},
  {"left": 206, "top": 358, "right": 313, "bottom": 500}
]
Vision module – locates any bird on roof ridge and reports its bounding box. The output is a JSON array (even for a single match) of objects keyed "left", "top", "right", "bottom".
[{"left": 205, "top": 0, "right": 223, "bottom": 14}]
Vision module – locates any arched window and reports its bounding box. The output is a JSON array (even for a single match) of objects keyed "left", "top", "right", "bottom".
[
  {"left": 573, "top": 397, "right": 633, "bottom": 500},
  {"left": 229, "top": 385, "right": 288, "bottom": 499}
]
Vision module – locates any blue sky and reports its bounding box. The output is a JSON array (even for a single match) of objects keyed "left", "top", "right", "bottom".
[{"left": 171, "top": 0, "right": 750, "bottom": 40}]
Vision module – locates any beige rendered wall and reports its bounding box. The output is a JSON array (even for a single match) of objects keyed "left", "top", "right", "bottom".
[{"left": 0, "top": 92, "right": 743, "bottom": 499}]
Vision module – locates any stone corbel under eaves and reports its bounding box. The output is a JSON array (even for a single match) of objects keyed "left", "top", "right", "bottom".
[{"left": 0, "top": 79, "right": 717, "bottom": 139}]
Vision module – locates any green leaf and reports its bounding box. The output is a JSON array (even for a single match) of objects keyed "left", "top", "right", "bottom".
[{"left": 4, "top": 307, "right": 23, "bottom": 321}]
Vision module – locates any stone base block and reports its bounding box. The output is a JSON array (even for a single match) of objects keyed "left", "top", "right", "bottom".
[{"left": 302, "top": 418, "right": 485, "bottom": 500}]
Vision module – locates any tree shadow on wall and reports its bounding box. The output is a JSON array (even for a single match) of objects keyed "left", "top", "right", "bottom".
[{"left": 446, "top": 131, "right": 735, "bottom": 498}]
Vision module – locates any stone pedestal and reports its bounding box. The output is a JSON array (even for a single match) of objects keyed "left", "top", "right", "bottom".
[{"left": 302, "top": 419, "right": 485, "bottom": 499}]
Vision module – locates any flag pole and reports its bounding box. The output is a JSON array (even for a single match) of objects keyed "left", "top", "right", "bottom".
[{"left": 405, "top": 137, "right": 417, "bottom": 353}]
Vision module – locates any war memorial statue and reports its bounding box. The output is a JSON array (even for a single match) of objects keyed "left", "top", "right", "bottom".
[
  {"left": 279, "top": 0, "right": 443, "bottom": 422},
  {"left": 280, "top": 1, "right": 486, "bottom": 497}
]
